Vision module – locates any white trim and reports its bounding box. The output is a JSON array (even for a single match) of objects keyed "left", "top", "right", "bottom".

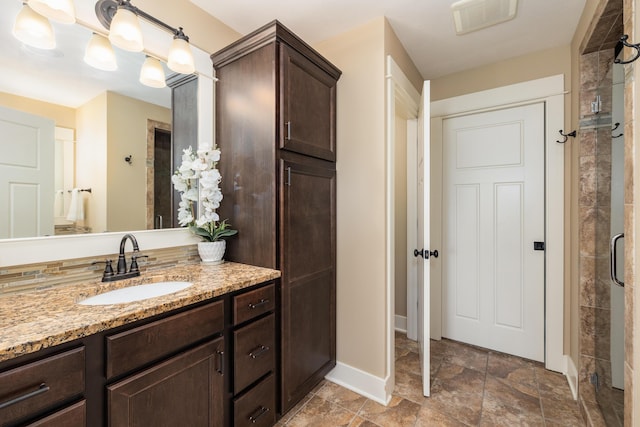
[
  {"left": 406, "top": 118, "right": 418, "bottom": 341},
  {"left": 431, "top": 75, "right": 567, "bottom": 117},
  {"left": 395, "top": 315, "right": 408, "bottom": 333},
  {"left": 566, "top": 354, "right": 579, "bottom": 400},
  {"left": 430, "top": 74, "right": 565, "bottom": 373},
  {"left": 325, "top": 362, "right": 392, "bottom": 406}
]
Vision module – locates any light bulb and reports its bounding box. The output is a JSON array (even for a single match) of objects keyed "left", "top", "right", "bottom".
[
  {"left": 12, "top": 3, "right": 55, "bottom": 50},
  {"left": 140, "top": 56, "right": 166, "bottom": 88},
  {"left": 84, "top": 33, "right": 117, "bottom": 71},
  {"left": 167, "top": 32, "right": 195, "bottom": 74},
  {"left": 28, "top": 0, "right": 76, "bottom": 24},
  {"left": 108, "top": 5, "right": 143, "bottom": 52}
]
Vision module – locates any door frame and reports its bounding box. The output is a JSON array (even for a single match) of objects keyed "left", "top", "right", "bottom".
[
  {"left": 385, "top": 55, "right": 420, "bottom": 400},
  {"left": 429, "top": 75, "right": 566, "bottom": 372}
]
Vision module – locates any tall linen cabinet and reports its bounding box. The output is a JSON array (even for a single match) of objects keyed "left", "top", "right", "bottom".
[{"left": 211, "top": 21, "right": 341, "bottom": 415}]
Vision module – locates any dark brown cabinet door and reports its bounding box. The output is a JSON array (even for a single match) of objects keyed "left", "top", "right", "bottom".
[
  {"left": 280, "top": 45, "right": 337, "bottom": 162},
  {"left": 108, "top": 339, "right": 224, "bottom": 427},
  {"left": 280, "top": 157, "right": 336, "bottom": 411}
]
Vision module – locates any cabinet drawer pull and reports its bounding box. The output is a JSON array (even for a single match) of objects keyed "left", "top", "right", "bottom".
[
  {"left": 248, "top": 345, "right": 270, "bottom": 359},
  {"left": 248, "top": 406, "right": 270, "bottom": 423},
  {"left": 285, "top": 121, "right": 291, "bottom": 140},
  {"left": 248, "top": 299, "right": 270, "bottom": 310},
  {"left": 0, "top": 383, "right": 50, "bottom": 410},
  {"left": 216, "top": 350, "right": 225, "bottom": 375}
]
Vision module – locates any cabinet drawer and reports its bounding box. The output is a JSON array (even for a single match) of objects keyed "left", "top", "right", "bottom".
[
  {"left": 233, "top": 283, "right": 275, "bottom": 325},
  {"left": 234, "top": 314, "right": 275, "bottom": 393},
  {"left": 234, "top": 373, "right": 276, "bottom": 427},
  {"left": 106, "top": 300, "right": 223, "bottom": 380},
  {"left": 0, "top": 347, "right": 84, "bottom": 426},
  {"left": 27, "top": 400, "right": 86, "bottom": 427}
]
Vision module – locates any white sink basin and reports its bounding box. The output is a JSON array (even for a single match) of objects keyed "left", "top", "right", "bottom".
[{"left": 78, "top": 281, "right": 193, "bottom": 306}]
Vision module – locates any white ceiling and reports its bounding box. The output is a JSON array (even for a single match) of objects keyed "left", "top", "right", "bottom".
[{"left": 191, "top": 0, "right": 587, "bottom": 79}]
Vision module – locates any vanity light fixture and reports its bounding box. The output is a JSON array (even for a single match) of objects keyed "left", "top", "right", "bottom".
[
  {"left": 96, "top": 0, "right": 195, "bottom": 75},
  {"left": 27, "top": 0, "right": 76, "bottom": 24},
  {"left": 139, "top": 56, "right": 166, "bottom": 88},
  {"left": 12, "top": 3, "right": 56, "bottom": 50},
  {"left": 84, "top": 32, "right": 118, "bottom": 71}
]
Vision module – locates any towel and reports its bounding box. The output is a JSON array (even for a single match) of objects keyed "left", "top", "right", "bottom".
[
  {"left": 54, "top": 190, "right": 65, "bottom": 217},
  {"left": 66, "top": 188, "right": 85, "bottom": 222}
]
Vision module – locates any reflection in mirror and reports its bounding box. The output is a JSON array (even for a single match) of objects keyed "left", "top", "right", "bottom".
[{"left": 0, "top": 1, "right": 175, "bottom": 239}]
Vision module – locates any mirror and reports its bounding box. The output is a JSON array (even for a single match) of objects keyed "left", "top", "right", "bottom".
[{"left": 0, "top": 1, "right": 181, "bottom": 239}]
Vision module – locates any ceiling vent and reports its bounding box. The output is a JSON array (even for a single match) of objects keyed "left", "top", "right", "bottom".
[{"left": 451, "top": 0, "right": 518, "bottom": 35}]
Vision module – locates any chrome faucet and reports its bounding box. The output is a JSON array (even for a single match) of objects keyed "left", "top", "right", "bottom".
[{"left": 93, "top": 233, "right": 148, "bottom": 282}]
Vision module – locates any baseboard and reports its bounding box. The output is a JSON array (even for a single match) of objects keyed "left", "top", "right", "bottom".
[
  {"left": 565, "top": 355, "right": 579, "bottom": 400},
  {"left": 395, "top": 315, "right": 407, "bottom": 333},
  {"left": 325, "top": 361, "right": 391, "bottom": 406}
]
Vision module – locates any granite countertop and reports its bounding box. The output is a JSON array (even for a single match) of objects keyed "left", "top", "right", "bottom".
[{"left": 0, "top": 262, "right": 280, "bottom": 363}]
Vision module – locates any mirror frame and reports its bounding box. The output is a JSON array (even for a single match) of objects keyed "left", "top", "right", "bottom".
[{"left": 0, "top": 3, "right": 214, "bottom": 267}]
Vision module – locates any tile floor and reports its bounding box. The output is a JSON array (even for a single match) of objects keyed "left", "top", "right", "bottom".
[{"left": 276, "top": 332, "right": 584, "bottom": 426}]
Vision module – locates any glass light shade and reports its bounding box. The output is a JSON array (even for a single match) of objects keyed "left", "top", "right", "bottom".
[
  {"left": 167, "top": 37, "right": 195, "bottom": 74},
  {"left": 84, "top": 33, "right": 117, "bottom": 71},
  {"left": 12, "top": 4, "right": 55, "bottom": 50},
  {"left": 108, "top": 6, "right": 143, "bottom": 52},
  {"left": 139, "top": 56, "right": 166, "bottom": 88},
  {"left": 28, "top": 0, "right": 76, "bottom": 24}
]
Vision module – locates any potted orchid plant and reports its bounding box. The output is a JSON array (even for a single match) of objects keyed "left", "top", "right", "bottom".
[{"left": 172, "top": 146, "right": 237, "bottom": 263}]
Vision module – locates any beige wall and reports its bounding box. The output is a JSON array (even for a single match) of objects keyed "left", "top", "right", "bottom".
[
  {"left": 315, "top": 17, "right": 387, "bottom": 377},
  {"left": 76, "top": 93, "right": 107, "bottom": 233},
  {"left": 384, "top": 20, "right": 423, "bottom": 91},
  {"left": 0, "top": 92, "right": 75, "bottom": 129},
  {"left": 134, "top": 0, "right": 240, "bottom": 54},
  {"left": 431, "top": 45, "right": 571, "bottom": 101},
  {"left": 315, "top": 16, "right": 422, "bottom": 380},
  {"left": 106, "top": 93, "right": 171, "bottom": 232}
]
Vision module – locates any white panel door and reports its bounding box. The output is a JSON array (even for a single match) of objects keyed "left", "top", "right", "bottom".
[
  {"left": 417, "top": 81, "right": 431, "bottom": 396},
  {"left": 442, "top": 103, "right": 545, "bottom": 361},
  {"left": 0, "top": 106, "right": 55, "bottom": 238}
]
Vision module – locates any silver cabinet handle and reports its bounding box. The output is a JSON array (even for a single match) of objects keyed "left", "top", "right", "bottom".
[
  {"left": 248, "top": 299, "right": 269, "bottom": 309},
  {"left": 286, "top": 121, "right": 291, "bottom": 140},
  {"left": 248, "top": 345, "right": 270, "bottom": 359},
  {"left": 249, "top": 406, "right": 270, "bottom": 423},
  {"left": 610, "top": 233, "right": 625, "bottom": 287},
  {"left": 216, "top": 350, "right": 224, "bottom": 375}
]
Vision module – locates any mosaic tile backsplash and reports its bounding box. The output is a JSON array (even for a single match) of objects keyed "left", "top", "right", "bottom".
[{"left": 0, "top": 245, "right": 200, "bottom": 295}]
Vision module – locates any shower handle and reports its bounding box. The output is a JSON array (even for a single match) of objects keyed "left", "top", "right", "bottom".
[{"left": 610, "top": 233, "right": 625, "bottom": 287}]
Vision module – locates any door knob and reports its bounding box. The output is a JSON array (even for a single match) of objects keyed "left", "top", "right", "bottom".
[{"left": 414, "top": 249, "right": 439, "bottom": 259}]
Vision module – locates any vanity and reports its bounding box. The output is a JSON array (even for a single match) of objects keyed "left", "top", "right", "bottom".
[{"left": 0, "top": 262, "right": 280, "bottom": 426}]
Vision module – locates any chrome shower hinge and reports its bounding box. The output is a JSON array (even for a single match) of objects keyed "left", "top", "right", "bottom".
[
  {"left": 591, "top": 95, "right": 602, "bottom": 114},
  {"left": 590, "top": 372, "right": 600, "bottom": 392}
]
